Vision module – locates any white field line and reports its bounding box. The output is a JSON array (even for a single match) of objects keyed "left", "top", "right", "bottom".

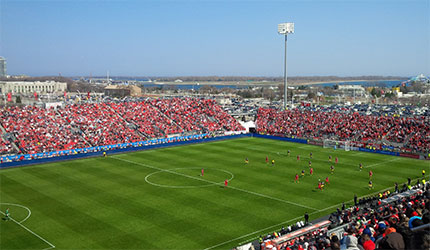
[
  {"left": 111, "top": 156, "right": 318, "bottom": 211},
  {"left": 0, "top": 210, "right": 55, "bottom": 249},
  {"left": 203, "top": 183, "right": 418, "bottom": 250},
  {"left": 203, "top": 199, "right": 347, "bottom": 250},
  {"left": 249, "top": 146, "right": 403, "bottom": 169},
  {"left": 0, "top": 203, "right": 31, "bottom": 223},
  {"left": 363, "top": 157, "right": 400, "bottom": 169},
  {"left": 351, "top": 152, "right": 365, "bottom": 156}
]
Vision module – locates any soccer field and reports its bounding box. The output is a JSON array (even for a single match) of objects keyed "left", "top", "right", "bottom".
[{"left": 0, "top": 137, "right": 428, "bottom": 250}]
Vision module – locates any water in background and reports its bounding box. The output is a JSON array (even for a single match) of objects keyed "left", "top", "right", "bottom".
[
  {"left": 315, "top": 80, "right": 402, "bottom": 88},
  {"left": 138, "top": 80, "right": 403, "bottom": 90}
]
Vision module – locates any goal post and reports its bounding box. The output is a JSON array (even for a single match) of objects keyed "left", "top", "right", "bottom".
[{"left": 323, "top": 140, "right": 351, "bottom": 151}]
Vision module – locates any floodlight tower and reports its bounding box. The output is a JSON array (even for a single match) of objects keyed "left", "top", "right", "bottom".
[{"left": 278, "top": 22, "right": 294, "bottom": 109}]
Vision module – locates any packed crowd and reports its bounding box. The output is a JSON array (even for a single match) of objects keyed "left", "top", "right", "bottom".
[
  {"left": 0, "top": 106, "right": 89, "bottom": 154},
  {"left": 110, "top": 102, "right": 183, "bottom": 138},
  {"left": 256, "top": 108, "right": 430, "bottom": 154},
  {"left": 0, "top": 134, "right": 14, "bottom": 155},
  {"left": 259, "top": 182, "right": 429, "bottom": 250},
  {"left": 150, "top": 98, "right": 245, "bottom": 132},
  {"left": 57, "top": 103, "right": 145, "bottom": 146},
  {"left": 0, "top": 98, "right": 245, "bottom": 155}
]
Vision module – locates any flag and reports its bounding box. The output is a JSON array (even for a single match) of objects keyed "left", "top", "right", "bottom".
[{"left": 7, "top": 92, "right": 12, "bottom": 102}]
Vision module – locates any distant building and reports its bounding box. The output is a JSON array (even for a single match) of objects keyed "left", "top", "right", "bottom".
[
  {"left": 0, "top": 80, "right": 67, "bottom": 94},
  {"left": 0, "top": 57, "right": 6, "bottom": 77},
  {"left": 338, "top": 85, "right": 366, "bottom": 97},
  {"left": 104, "top": 85, "right": 141, "bottom": 97}
]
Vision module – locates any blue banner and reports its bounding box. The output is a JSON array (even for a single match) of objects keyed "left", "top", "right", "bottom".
[{"left": 1, "top": 133, "right": 210, "bottom": 165}]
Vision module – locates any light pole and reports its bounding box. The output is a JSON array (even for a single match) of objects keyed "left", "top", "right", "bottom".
[{"left": 278, "top": 22, "right": 294, "bottom": 109}]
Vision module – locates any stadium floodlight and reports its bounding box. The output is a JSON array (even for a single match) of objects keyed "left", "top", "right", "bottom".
[
  {"left": 278, "top": 22, "right": 294, "bottom": 109},
  {"left": 278, "top": 22, "right": 294, "bottom": 35}
]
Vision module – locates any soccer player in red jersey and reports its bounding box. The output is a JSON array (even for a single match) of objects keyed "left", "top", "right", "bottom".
[
  {"left": 325, "top": 176, "right": 330, "bottom": 185},
  {"left": 224, "top": 179, "right": 228, "bottom": 187},
  {"left": 369, "top": 170, "right": 373, "bottom": 179},
  {"left": 266, "top": 156, "right": 269, "bottom": 163},
  {"left": 297, "top": 155, "right": 300, "bottom": 161},
  {"left": 201, "top": 168, "right": 204, "bottom": 176},
  {"left": 318, "top": 181, "right": 322, "bottom": 191},
  {"left": 335, "top": 157, "right": 338, "bottom": 164},
  {"left": 295, "top": 174, "right": 299, "bottom": 183},
  {"left": 310, "top": 168, "right": 314, "bottom": 175}
]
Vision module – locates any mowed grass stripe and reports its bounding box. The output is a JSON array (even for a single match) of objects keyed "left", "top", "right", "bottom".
[
  {"left": 183, "top": 141, "right": 370, "bottom": 205},
  {"left": 112, "top": 155, "right": 318, "bottom": 211},
  {"left": 19, "top": 164, "right": 243, "bottom": 249},
  {"left": 3, "top": 154, "right": 288, "bottom": 249},
  {"left": 0, "top": 193, "right": 50, "bottom": 250},
  {"left": 65, "top": 158, "right": 286, "bottom": 228},
  {"left": 114, "top": 139, "right": 425, "bottom": 212},
  {"left": 138, "top": 143, "right": 332, "bottom": 207},
  {"left": 105, "top": 154, "right": 306, "bottom": 226},
  {"left": 6, "top": 168, "right": 161, "bottom": 249},
  {"left": 1, "top": 137, "right": 428, "bottom": 250}
]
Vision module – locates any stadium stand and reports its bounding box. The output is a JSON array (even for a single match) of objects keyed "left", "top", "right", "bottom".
[
  {"left": 109, "top": 102, "right": 183, "bottom": 138},
  {"left": 0, "top": 106, "right": 89, "bottom": 154},
  {"left": 257, "top": 183, "right": 429, "bottom": 250},
  {"left": 256, "top": 108, "right": 430, "bottom": 154},
  {"left": 57, "top": 103, "right": 145, "bottom": 146},
  {"left": 149, "top": 97, "right": 245, "bottom": 133},
  {"left": 0, "top": 98, "right": 245, "bottom": 156},
  {"left": 0, "top": 133, "right": 14, "bottom": 155}
]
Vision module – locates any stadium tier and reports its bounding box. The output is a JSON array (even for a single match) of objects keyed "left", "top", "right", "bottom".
[
  {"left": 256, "top": 108, "right": 430, "bottom": 154},
  {"left": 0, "top": 105, "right": 90, "bottom": 154},
  {"left": 0, "top": 98, "right": 245, "bottom": 156},
  {"left": 258, "top": 184, "right": 429, "bottom": 250}
]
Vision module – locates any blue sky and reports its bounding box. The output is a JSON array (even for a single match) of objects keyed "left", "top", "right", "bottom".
[{"left": 0, "top": 0, "right": 429, "bottom": 77}]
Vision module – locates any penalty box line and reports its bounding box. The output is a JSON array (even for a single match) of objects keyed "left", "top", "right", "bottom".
[
  {"left": 0, "top": 210, "right": 55, "bottom": 250},
  {"left": 111, "top": 156, "right": 318, "bottom": 211}
]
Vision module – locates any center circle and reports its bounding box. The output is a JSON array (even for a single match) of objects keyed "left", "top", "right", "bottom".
[{"left": 145, "top": 167, "right": 234, "bottom": 188}]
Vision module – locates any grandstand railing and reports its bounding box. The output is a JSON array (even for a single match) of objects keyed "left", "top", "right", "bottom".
[{"left": 271, "top": 220, "right": 331, "bottom": 247}]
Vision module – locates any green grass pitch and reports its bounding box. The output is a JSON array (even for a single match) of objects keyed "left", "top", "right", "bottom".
[{"left": 0, "top": 137, "right": 428, "bottom": 249}]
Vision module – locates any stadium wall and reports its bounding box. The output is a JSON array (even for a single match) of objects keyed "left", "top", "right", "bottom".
[{"left": 0, "top": 133, "right": 251, "bottom": 168}]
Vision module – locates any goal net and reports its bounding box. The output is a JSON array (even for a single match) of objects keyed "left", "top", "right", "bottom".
[{"left": 323, "top": 140, "right": 351, "bottom": 151}]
